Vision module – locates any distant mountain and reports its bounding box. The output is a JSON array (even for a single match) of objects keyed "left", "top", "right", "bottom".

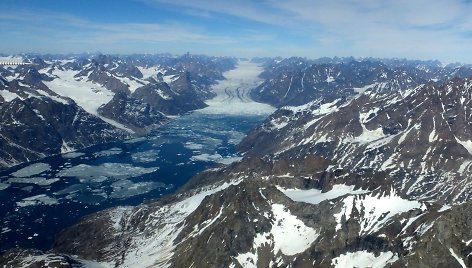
[{"left": 251, "top": 57, "right": 472, "bottom": 107}]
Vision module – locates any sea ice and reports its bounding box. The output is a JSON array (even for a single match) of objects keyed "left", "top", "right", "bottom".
[
  {"left": 57, "top": 163, "right": 158, "bottom": 183},
  {"left": 62, "top": 152, "right": 86, "bottom": 159},
  {"left": 110, "top": 179, "right": 166, "bottom": 199},
  {"left": 16, "top": 194, "right": 59, "bottom": 207},
  {"left": 0, "top": 182, "right": 10, "bottom": 190},
  {"left": 11, "top": 163, "right": 51, "bottom": 177},
  {"left": 93, "top": 147, "right": 122, "bottom": 157},
  {"left": 131, "top": 150, "right": 160, "bottom": 163},
  {"left": 8, "top": 177, "right": 59, "bottom": 186}
]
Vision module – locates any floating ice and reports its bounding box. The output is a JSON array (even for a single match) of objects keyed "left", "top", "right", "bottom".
[
  {"left": 62, "top": 152, "right": 85, "bottom": 159},
  {"left": 110, "top": 179, "right": 166, "bottom": 199},
  {"left": 0, "top": 182, "right": 10, "bottom": 190},
  {"left": 191, "top": 153, "right": 224, "bottom": 162},
  {"left": 94, "top": 147, "right": 122, "bottom": 157},
  {"left": 8, "top": 177, "right": 59, "bottom": 186},
  {"left": 75, "top": 193, "right": 107, "bottom": 204},
  {"left": 184, "top": 142, "right": 204, "bottom": 150},
  {"left": 16, "top": 194, "right": 59, "bottom": 207},
  {"left": 11, "top": 163, "right": 51, "bottom": 177},
  {"left": 21, "top": 186, "right": 34, "bottom": 192},
  {"left": 131, "top": 150, "right": 159, "bottom": 163},
  {"left": 217, "top": 156, "right": 242, "bottom": 165},
  {"left": 54, "top": 184, "right": 88, "bottom": 195},
  {"left": 124, "top": 137, "right": 147, "bottom": 144},
  {"left": 57, "top": 163, "right": 158, "bottom": 183}
]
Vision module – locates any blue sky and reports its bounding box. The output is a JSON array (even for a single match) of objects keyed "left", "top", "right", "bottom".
[{"left": 2, "top": 0, "right": 472, "bottom": 63}]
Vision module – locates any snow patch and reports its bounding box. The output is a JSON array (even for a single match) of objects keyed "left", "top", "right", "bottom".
[
  {"left": 449, "top": 248, "right": 467, "bottom": 268},
  {"left": 270, "top": 203, "right": 319, "bottom": 255},
  {"left": 236, "top": 203, "right": 318, "bottom": 267},
  {"left": 455, "top": 137, "right": 472, "bottom": 155},
  {"left": 43, "top": 69, "right": 113, "bottom": 116},
  {"left": 281, "top": 184, "right": 369, "bottom": 205},
  {"left": 331, "top": 250, "right": 398, "bottom": 268},
  {"left": 333, "top": 189, "right": 421, "bottom": 234},
  {"left": 0, "top": 90, "right": 22, "bottom": 102}
]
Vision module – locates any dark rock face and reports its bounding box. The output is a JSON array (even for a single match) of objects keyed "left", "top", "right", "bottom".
[
  {"left": 98, "top": 92, "right": 168, "bottom": 134},
  {"left": 0, "top": 96, "right": 126, "bottom": 169},
  {"left": 74, "top": 61, "right": 132, "bottom": 95},
  {"left": 132, "top": 78, "right": 207, "bottom": 115}
]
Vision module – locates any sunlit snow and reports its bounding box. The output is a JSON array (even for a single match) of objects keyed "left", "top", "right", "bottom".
[
  {"left": 281, "top": 184, "right": 370, "bottom": 205},
  {"left": 331, "top": 250, "right": 398, "bottom": 268}
]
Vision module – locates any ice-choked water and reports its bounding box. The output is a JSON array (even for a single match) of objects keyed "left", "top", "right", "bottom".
[
  {"left": 0, "top": 112, "right": 266, "bottom": 251},
  {"left": 0, "top": 60, "right": 273, "bottom": 252}
]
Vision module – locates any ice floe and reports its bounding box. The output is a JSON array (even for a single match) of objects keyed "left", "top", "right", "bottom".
[
  {"left": 8, "top": 177, "right": 59, "bottom": 186},
  {"left": 62, "top": 152, "right": 85, "bottom": 159},
  {"left": 57, "top": 163, "right": 158, "bottom": 183},
  {"left": 11, "top": 163, "right": 51, "bottom": 177},
  {"left": 131, "top": 150, "right": 159, "bottom": 163},
  {"left": 110, "top": 179, "right": 166, "bottom": 199},
  {"left": 16, "top": 194, "right": 59, "bottom": 207},
  {"left": 0, "top": 182, "right": 10, "bottom": 190},
  {"left": 93, "top": 147, "right": 122, "bottom": 157}
]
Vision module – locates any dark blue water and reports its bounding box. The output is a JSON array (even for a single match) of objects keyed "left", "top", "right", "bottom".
[{"left": 0, "top": 113, "right": 265, "bottom": 252}]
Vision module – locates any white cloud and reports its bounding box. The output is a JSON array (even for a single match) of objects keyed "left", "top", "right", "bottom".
[
  {"left": 3, "top": 1, "right": 472, "bottom": 62},
  {"left": 142, "top": 0, "right": 472, "bottom": 62}
]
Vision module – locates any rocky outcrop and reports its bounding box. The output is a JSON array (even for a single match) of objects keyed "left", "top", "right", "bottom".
[
  {"left": 98, "top": 92, "right": 168, "bottom": 134},
  {"left": 0, "top": 96, "right": 127, "bottom": 169}
]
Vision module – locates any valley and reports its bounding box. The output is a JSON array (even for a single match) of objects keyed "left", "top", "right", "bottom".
[
  {"left": 0, "top": 59, "right": 272, "bottom": 255},
  {"left": 2, "top": 55, "right": 472, "bottom": 268}
]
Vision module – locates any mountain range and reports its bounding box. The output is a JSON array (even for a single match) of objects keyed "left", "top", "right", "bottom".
[{"left": 2, "top": 55, "right": 472, "bottom": 268}]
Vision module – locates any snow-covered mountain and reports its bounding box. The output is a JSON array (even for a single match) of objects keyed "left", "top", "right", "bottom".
[
  {"left": 252, "top": 57, "right": 472, "bottom": 107},
  {"left": 2, "top": 57, "right": 472, "bottom": 268},
  {"left": 0, "top": 54, "right": 237, "bottom": 170}
]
